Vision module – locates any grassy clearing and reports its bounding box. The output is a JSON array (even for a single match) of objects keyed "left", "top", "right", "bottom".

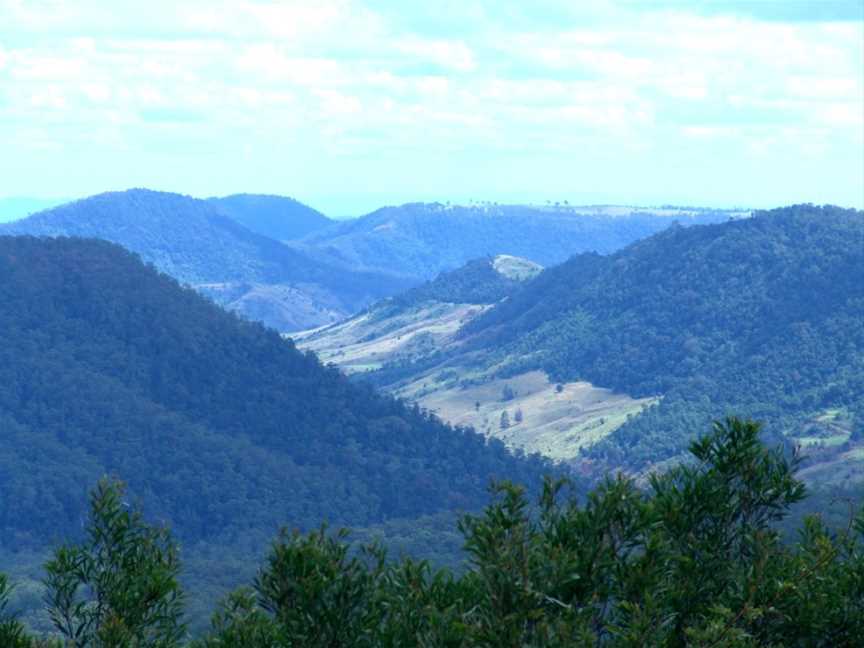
[
  {"left": 400, "top": 370, "right": 657, "bottom": 461},
  {"left": 795, "top": 433, "right": 851, "bottom": 448},
  {"left": 295, "top": 297, "right": 657, "bottom": 462},
  {"left": 294, "top": 302, "right": 487, "bottom": 374}
]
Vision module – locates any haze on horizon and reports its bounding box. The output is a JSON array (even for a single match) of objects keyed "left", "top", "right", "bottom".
[{"left": 1, "top": 0, "right": 862, "bottom": 216}]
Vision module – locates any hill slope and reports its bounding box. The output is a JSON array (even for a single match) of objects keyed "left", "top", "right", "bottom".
[
  {"left": 208, "top": 193, "right": 332, "bottom": 241},
  {"left": 1, "top": 190, "right": 412, "bottom": 331},
  {"left": 295, "top": 255, "right": 653, "bottom": 460},
  {"left": 295, "top": 255, "right": 541, "bottom": 374},
  {"left": 0, "top": 236, "right": 550, "bottom": 554},
  {"left": 463, "top": 204, "right": 864, "bottom": 459},
  {"left": 318, "top": 205, "right": 864, "bottom": 477},
  {"left": 294, "top": 203, "right": 745, "bottom": 280}
]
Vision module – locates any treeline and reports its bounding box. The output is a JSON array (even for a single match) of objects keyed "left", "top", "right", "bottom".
[{"left": 3, "top": 419, "right": 862, "bottom": 646}]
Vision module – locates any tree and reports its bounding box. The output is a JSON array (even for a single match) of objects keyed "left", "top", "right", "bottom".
[
  {"left": 500, "top": 411, "right": 510, "bottom": 430},
  {"left": 0, "top": 574, "right": 33, "bottom": 648},
  {"left": 514, "top": 409, "right": 524, "bottom": 424},
  {"left": 195, "top": 528, "right": 384, "bottom": 648},
  {"left": 43, "top": 478, "right": 186, "bottom": 648},
  {"left": 8, "top": 418, "right": 864, "bottom": 646},
  {"left": 198, "top": 417, "right": 864, "bottom": 647}
]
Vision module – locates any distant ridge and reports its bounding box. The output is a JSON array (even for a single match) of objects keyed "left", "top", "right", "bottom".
[
  {"left": 209, "top": 193, "right": 332, "bottom": 241},
  {"left": 293, "top": 202, "right": 744, "bottom": 280},
  {"left": 2, "top": 189, "right": 413, "bottom": 331}
]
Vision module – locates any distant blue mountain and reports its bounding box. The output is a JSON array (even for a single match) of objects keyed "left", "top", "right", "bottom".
[
  {"left": 208, "top": 193, "right": 332, "bottom": 241},
  {"left": 2, "top": 189, "right": 413, "bottom": 331},
  {"left": 294, "top": 202, "right": 744, "bottom": 280}
]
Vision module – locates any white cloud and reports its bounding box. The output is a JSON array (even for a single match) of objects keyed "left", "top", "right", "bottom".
[
  {"left": 395, "top": 36, "right": 476, "bottom": 72},
  {"left": 0, "top": 0, "right": 860, "bottom": 206},
  {"left": 786, "top": 76, "right": 859, "bottom": 99},
  {"left": 29, "top": 86, "right": 67, "bottom": 110},
  {"left": 81, "top": 82, "right": 112, "bottom": 103},
  {"left": 179, "top": 1, "right": 344, "bottom": 40},
  {"left": 314, "top": 88, "right": 362, "bottom": 116},
  {"left": 8, "top": 52, "right": 86, "bottom": 81},
  {"left": 236, "top": 45, "right": 349, "bottom": 85},
  {"left": 681, "top": 125, "right": 739, "bottom": 139},
  {"left": 819, "top": 102, "right": 864, "bottom": 127}
]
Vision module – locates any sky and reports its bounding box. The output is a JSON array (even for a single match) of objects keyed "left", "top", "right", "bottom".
[{"left": 1, "top": 0, "right": 862, "bottom": 216}]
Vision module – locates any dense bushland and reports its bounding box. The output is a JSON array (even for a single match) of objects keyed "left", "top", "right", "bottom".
[{"left": 0, "top": 236, "right": 549, "bottom": 552}]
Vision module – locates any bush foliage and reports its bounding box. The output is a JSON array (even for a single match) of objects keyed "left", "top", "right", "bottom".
[{"left": 5, "top": 419, "right": 862, "bottom": 646}]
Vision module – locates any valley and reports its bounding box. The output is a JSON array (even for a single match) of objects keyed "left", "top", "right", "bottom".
[
  {"left": 4, "top": 2, "right": 862, "bottom": 641},
  {"left": 293, "top": 256, "right": 657, "bottom": 461},
  {"left": 2, "top": 202, "right": 862, "bottom": 642},
  {"left": 398, "top": 369, "right": 656, "bottom": 461},
  {"left": 297, "top": 205, "right": 864, "bottom": 491}
]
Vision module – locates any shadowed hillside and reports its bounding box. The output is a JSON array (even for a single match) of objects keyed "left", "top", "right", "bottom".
[{"left": 0, "top": 236, "right": 550, "bottom": 554}]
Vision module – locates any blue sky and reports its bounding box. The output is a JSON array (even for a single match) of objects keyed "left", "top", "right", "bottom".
[{"left": 1, "top": 0, "right": 862, "bottom": 216}]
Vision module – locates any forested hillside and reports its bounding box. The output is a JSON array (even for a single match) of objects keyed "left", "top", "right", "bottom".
[
  {"left": 1, "top": 190, "right": 412, "bottom": 331},
  {"left": 0, "top": 236, "right": 550, "bottom": 554},
  {"left": 295, "top": 202, "right": 742, "bottom": 280},
  {"left": 344, "top": 205, "right": 864, "bottom": 478},
  {"left": 208, "top": 193, "right": 332, "bottom": 241},
  {"left": 457, "top": 204, "right": 864, "bottom": 467}
]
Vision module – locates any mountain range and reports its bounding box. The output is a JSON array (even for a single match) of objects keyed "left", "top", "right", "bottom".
[
  {"left": 2, "top": 198, "right": 862, "bottom": 635},
  {"left": 1, "top": 190, "right": 412, "bottom": 332},
  {"left": 3, "top": 191, "right": 745, "bottom": 333},
  {"left": 292, "top": 202, "right": 746, "bottom": 280}
]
